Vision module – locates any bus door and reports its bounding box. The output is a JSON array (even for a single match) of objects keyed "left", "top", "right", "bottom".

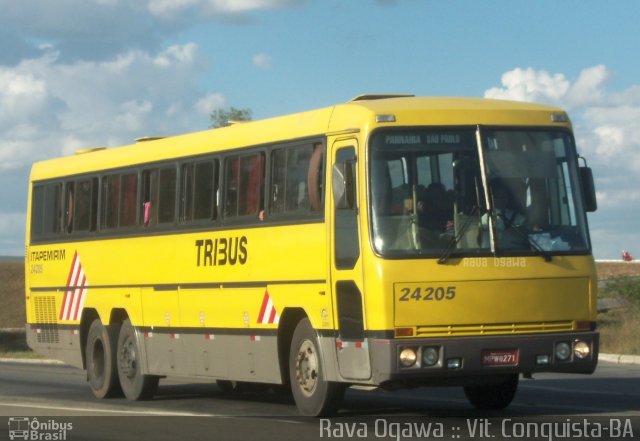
[{"left": 330, "top": 139, "right": 371, "bottom": 381}]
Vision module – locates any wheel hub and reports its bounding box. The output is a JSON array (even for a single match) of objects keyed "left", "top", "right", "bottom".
[
  {"left": 119, "top": 338, "right": 137, "bottom": 379},
  {"left": 295, "top": 340, "right": 318, "bottom": 397}
]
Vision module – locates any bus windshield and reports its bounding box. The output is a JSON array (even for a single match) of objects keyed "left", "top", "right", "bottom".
[{"left": 369, "top": 128, "right": 590, "bottom": 258}]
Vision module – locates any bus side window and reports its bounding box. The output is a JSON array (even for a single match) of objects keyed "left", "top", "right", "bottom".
[
  {"left": 73, "top": 178, "right": 96, "bottom": 233},
  {"left": 142, "top": 169, "right": 158, "bottom": 227},
  {"left": 194, "top": 160, "right": 218, "bottom": 220},
  {"left": 64, "top": 181, "right": 74, "bottom": 233},
  {"left": 271, "top": 143, "right": 323, "bottom": 216},
  {"left": 180, "top": 160, "right": 218, "bottom": 223},
  {"left": 224, "top": 153, "right": 264, "bottom": 219},
  {"left": 308, "top": 143, "right": 324, "bottom": 212},
  {"left": 119, "top": 173, "right": 138, "bottom": 227},
  {"left": 158, "top": 167, "right": 177, "bottom": 224},
  {"left": 180, "top": 163, "right": 195, "bottom": 222},
  {"left": 31, "top": 183, "right": 63, "bottom": 240},
  {"left": 101, "top": 174, "right": 120, "bottom": 229}
]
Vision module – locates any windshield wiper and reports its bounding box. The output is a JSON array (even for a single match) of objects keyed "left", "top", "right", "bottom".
[
  {"left": 511, "top": 225, "right": 552, "bottom": 262},
  {"left": 437, "top": 206, "right": 479, "bottom": 264}
]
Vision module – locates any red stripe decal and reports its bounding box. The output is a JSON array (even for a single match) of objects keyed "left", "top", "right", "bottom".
[
  {"left": 268, "top": 306, "right": 277, "bottom": 324},
  {"left": 59, "top": 251, "right": 79, "bottom": 320},
  {"left": 257, "top": 290, "right": 269, "bottom": 323},
  {"left": 71, "top": 274, "right": 86, "bottom": 320}
]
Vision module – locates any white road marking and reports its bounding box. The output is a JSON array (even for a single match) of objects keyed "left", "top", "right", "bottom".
[{"left": 0, "top": 401, "right": 220, "bottom": 417}]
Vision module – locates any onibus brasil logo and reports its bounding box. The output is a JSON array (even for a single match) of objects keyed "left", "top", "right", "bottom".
[{"left": 8, "top": 417, "right": 73, "bottom": 440}]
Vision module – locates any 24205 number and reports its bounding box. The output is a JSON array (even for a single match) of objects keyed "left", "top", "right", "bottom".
[{"left": 398, "top": 286, "right": 456, "bottom": 302}]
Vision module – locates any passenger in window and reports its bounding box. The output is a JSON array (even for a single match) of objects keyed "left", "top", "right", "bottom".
[
  {"left": 143, "top": 201, "right": 151, "bottom": 226},
  {"left": 416, "top": 182, "right": 453, "bottom": 247},
  {"left": 481, "top": 179, "right": 530, "bottom": 248},
  {"left": 417, "top": 182, "right": 452, "bottom": 231},
  {"left": 486, "top": 180, "right": 526, "bottom": 230}
]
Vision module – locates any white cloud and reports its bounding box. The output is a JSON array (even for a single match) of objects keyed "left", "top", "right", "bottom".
[
  {"left": 195, "top": 92, "right": 226, "bottom": 115},
  {"left": 0, "top": 1, "right": 304, "bottom": 63},
  {"left": 147, "top": 0, "right": 302, "bottom": 17},
  {"left": 484, "top": 64, "right": 614, "bottom": 109},
  {"left": 484, "top": 67, "right": 570, "bottom": 105},
  {"left": 252, "top": 53, "right": 272, "bottom": 69},
  {"left": 0, "top": 44, "right": 225, "bottom": 170},
  {"left": 153, "top": 43, "right": 198, "bottom": 67}
]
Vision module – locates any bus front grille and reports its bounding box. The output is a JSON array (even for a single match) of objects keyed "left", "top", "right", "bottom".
[{"left": 415, "top": 321, "right": 574, "bottom": 338}]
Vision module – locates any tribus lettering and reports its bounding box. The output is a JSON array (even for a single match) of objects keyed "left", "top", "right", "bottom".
[{"left": 195, "top": 237, "right": 248, "bottom": 267}]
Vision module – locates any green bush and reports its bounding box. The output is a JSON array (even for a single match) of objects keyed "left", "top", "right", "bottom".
[{"left": 602, "top": 276, "right": 640, "bottom": 303}]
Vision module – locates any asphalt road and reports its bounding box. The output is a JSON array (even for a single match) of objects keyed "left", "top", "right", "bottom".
[{"left": 0, "top": 361, "right": 638, "bottom": 440}]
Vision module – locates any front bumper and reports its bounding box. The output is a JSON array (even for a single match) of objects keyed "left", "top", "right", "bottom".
[{"left": 368, "top": 331, "right": 598, "bottom": 387}]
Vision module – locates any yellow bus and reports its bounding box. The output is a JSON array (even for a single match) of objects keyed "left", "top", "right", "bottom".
[{"left": 25, "top": 95, "right": 599, "bottom": 416}]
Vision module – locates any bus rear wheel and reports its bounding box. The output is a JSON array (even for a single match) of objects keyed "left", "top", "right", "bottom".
[
  {"left": 463, "top": 374, "right": 519, "bottom": 410},
  {"left": 85, "top": 319, "right": 121, "bottom": 398},
  {"left": 289, "top": 318, "right": 345, "bottom": 416},
  {"left": 116, "top": 319, "right": 159, "bottom": 400}
]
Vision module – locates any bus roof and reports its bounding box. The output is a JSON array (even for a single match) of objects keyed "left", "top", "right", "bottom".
[{"left": 30, "top": 96, "right": 568, "bottom": 181}]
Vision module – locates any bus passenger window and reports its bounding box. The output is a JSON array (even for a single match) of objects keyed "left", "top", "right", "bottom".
[
  {"left": 308, "top": 143, "right": 324, "bottom": 212},
  {"left": 31, "top": 184, "right": 63, "bottom": 240},
  {"left": 142, "top": 169, "right": 159, "bottom": 227},
  {"left": 180, "top": 163, "right": 195, "bottom": 222},
  {"left": 180, "top": 160, "right": 218, "bottom": 223},
  {"left": 158, "top": 167, "right": 177, "bottom": 224},
  {"left": 64, "top": 182, "right": 74, "bottom": 233},
  {"left": 119, "top": 173, "right": 138, "bottom": 227},
  {"left": 224, "top": 153, "right": 264, "bottom": 219},
  {"left": 73, "top": 179, "right": 93, "bottom": 232},
  {"left": 271, "top": 143, "right": 323, "bottom": 216},
  {"left": 194, "top": 160, "right": 217, "bottom": 220},
  {"left": 44, "top": 183, "right": 63, "bottom": 236},
  {"left": 101, "top": 175, "right": 120, "bottom": 229}
]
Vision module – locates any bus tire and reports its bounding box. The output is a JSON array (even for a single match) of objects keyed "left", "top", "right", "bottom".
[
  {"left": 85, "top": 319, "right": 121, "bottom": 398},
  {"left": 289, "top": 318, "right": 345, "bottom": 416},
  {"left": 463, "top": 374, "right": 519, "bottom": 410},
  {"left": 116, "top": 319, "right": 159, "bottom": 400}
]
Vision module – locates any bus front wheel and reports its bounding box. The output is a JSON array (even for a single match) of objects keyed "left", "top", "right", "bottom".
[
  {"left": 463, "top": 374, "right": 519, "bottom": 410},
  {"left": 289, "top": 318, "right": 345, "bottom": 416},
  {"left": 85, "top": 319, "right": 121, "bottom": 398},
  {"left": 116, "top": 319, "right": 159, "bottom": 400}
]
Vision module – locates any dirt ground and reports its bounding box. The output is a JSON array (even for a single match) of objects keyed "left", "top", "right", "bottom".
[
  {"left": 0, "top": 262, "right": 26, "bottom": 329},
  {"left": 595, "top": 261, "right": 640, "bottom": 279}
]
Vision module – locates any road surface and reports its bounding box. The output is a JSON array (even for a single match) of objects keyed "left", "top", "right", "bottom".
[{"left": 1, "top": 361, "right": 638, "bottom": 440}]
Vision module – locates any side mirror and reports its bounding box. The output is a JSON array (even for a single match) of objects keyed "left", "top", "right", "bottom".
[
  {"left": 332, "top": 161, "right": 356, "bottom": 210},
  {"left": 579, "top": 166, "right": 597, "bottom": 212}
]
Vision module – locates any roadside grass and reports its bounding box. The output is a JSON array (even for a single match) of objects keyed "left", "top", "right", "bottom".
[
  {"left": 598, "top": 305, "right": 640, "bottom": 355},
  {"left": 598, "top": 276, "right": 640, "bottom": 355},
  {"left": 0, "top": 329, "right": 41, "bottom": 359}
]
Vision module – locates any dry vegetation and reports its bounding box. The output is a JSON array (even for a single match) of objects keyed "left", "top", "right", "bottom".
[
  {"left": 1, "top": 261, "right": 639, "bottom": 355},
  {"left": 0, "top": 262, "right": 25, "bottom": 329}
]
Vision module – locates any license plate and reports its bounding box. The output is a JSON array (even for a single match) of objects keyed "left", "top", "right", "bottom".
[{"left": 481, "top": 349, "right": 519, "bottom": 366}]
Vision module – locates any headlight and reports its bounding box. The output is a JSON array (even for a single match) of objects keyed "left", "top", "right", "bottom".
[
  {"left": 399, "top": 347, "right": 417, "bottom": 367},
  {"left": 574, "top": 340, "right": 590, "bottom": 359},
  {"left": 422, "top": 347, "right": 439, "bottom": 367},
  {"left": 555, "top": 342, "right": 571, "bottom": 361}
]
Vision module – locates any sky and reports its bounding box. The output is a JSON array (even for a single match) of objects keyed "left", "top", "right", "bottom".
[{"left": 1, "top": 0, "right": 639, "bottom": 259}]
